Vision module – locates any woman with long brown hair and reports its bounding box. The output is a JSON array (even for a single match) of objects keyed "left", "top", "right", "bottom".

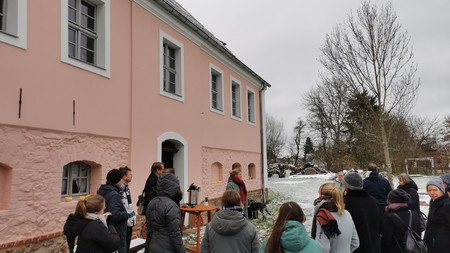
[
  {"left": 64, "top": 194, "right": 120, "bottom": 253},
  {"left": 312, "top": 183, "right": 359, "bottom": 253},
  {"left": 260, "top": 201, "right": 321, "bottom": 253}
]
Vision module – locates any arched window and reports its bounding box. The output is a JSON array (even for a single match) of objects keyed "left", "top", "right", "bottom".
[
  {"left": 211, "top": 162, "right": 223, "bottom": 183},
  {"left": 248, "top": 163, "right": 256, "bottom": 180},
  {"left": 62, "top": 161, "right": 90, "bottom": 197}
]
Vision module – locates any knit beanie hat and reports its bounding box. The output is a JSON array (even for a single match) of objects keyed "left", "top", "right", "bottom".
[
  {"left": 388, "top": 189, "right": 410, "bottom": 204},
  {"left": 427, "top": 177, "right": 445, "bottom": 194},
  {"left": 343, "top": 172, "right": 363, "bottom": 190},
  {"left": 440, "top": 174, "right": 450, "bottom": 185},
  {"left": 107, "top": 169, "right": 124, "bottom": 184}
]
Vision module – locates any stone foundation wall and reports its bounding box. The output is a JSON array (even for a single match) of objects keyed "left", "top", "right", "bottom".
[{"left": 0, "top": 125, "right": 129, "bottom": 245}]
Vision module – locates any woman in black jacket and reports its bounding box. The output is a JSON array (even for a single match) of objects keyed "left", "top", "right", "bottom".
[
  {"left": 424, "top": 178, "right": 450, "bottom": 253},
  {"left": 381, "top": 189, "right": 421, "bottom": 253},
  {"left": 397, "top": 173, "right": 420, "bottom": 212},
  {"left": 144, "top": 173, "right": 185, "bottom": 253},
  {"left": 64, "top": 194, "right": 120, "bottom": 253}
]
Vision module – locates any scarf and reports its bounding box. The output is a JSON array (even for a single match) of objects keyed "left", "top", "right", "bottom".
[
  {"left": 311, "top": 197, "right": 340, "bottom": 239},
  {"left": 86, "top": 213, "right": 108, "bottom": 228},
  {"left": 385, "top": 203, "right": 408, "bottom": 212},
  {"left": 222, "top": 205, "right": 245, "bottom": 216},
  {"left": 121, "top": 183, "right": 136, "bottom": 227},
  {"left": 230, "top": 174, "right": 247, "bottom": 205}
]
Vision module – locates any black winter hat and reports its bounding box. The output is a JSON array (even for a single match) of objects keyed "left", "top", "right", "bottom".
[
  {"left": 343, "top": 172, "right": 363, "bottom": 190},
  {"left": 388, "top": 189, "right": 410, "bottom": 204},
  {"left": 107, "top": 169, "right": 124, "bottom": 184}
]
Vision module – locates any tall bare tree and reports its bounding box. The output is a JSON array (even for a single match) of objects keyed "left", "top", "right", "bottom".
[
  {"left": 266, "top": 114, "right": 286, "bottom": 163},
  {"left": 319, "top": 1, "right": 420, "bottom": 184},
  {"left": 290, "top": 117, "right": 306, "bottom": 166}
]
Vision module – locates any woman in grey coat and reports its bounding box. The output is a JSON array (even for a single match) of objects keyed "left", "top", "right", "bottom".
[
  {"left": 200, "top": 190, "right": 260, "bottom": 253},
  {"left": 312, "top": 183, "right": 359, "bottom": 253},
  {"left": 144, "top": 173, "right": 185, "bottom": 253}
]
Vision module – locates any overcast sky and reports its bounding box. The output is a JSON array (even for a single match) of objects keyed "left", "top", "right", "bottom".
[{"left": 176, "top": 0, "right": 450, "bottom": 138}]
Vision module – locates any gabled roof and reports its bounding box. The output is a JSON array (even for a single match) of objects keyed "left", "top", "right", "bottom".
[{"left": 153, "top": 0, "right": 271, "bottom": 88}]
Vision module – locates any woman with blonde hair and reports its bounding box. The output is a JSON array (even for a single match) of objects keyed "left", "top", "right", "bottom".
[
  {"left": 260, "top": 201, "right": 321, "bottom": 253},
  {"left": 64, "top": 194, "right": 120, "bottom": 253},
  {"left": 397, "top": 173, "right": 420, "bottom": 212},
  {"left": 311, "top": 183, "right": 359, "bottom": 253}
]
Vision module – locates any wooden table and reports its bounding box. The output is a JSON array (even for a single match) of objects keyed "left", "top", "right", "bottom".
[{"left": 180, "top": 203, "right": 217, "bottom": 253}]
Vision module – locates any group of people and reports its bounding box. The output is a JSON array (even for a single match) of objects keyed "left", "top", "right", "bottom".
[{"left": 63, "top": 162, "right": 450, "bottom": 253}]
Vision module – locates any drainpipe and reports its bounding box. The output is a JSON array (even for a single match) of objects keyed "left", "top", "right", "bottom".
[{"left": 259, "top": 83, "right": 268, "bottom": 203}]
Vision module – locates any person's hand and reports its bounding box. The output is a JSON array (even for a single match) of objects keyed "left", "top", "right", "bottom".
[{"left": 104, "top": 212, "right": 112, "bottom": 219}]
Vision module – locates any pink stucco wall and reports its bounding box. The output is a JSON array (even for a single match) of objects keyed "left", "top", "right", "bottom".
[{"left": 0, "top": 0, "right": 265, "bottom": 244}]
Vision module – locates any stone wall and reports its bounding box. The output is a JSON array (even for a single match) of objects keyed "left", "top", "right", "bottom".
[{"left": 0, "top": 125, "right": 129, "bottom": 245}]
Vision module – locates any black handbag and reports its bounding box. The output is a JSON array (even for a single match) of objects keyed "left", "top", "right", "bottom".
[
  {"left": 391, "top": 211, "right": 427, "bottom": 253},
  {"left": 136, "top": 191, "right": 146, "bottom": 215}
]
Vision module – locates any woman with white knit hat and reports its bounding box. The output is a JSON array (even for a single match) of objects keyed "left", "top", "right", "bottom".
[{"left": 423, "top": 177, "right": 450, "bottom": 253}]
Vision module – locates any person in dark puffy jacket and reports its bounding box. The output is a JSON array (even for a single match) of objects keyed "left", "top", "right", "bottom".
[
  {"left": 260, "top": 201, "right": 320, "bottom": 253},
  {"left": 396, "top": 173, "right": 420, "bottom": 212},
  {"left": 381, "top": 189, "right": 421, "bottom": 253},
  {"left": 363, "top": 163, "right": 392, "bottom": 212},
  {"left": 144, "top": 173, "right": 185, "bottom": 253},
  {"left": 200, "top": 189, "right": 260, "bottom": 253},
  {"left": 424, "top": 177, "right": 450, "bottom": 253},
  {"left": 63, "top": 194, "right": 120, "bottom": 253},
  {"left": 97, "top": 169, "right": 132, "bottom": 253}
]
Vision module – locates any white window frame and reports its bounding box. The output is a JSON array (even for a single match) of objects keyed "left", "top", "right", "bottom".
[
  {"left": 230, "top": 77, "right": 242, "bottom": 121},
  {"left": 160, "top": 30, "right": 184, "bottom": 102},
  {"left": 0, "top": 0, "right": 27, "bottom": 49},
  {"left": 60, "top": 0, "right": 110, "bottom": 78},
  {"left": 61, "top": 162, "right": 91, "bottom": 198},
  {"left": 209, "top": 63, "right": 224, "bottom": 114},
  {"left": 246, "top": 86, "right": 256, "bottom": 125}
]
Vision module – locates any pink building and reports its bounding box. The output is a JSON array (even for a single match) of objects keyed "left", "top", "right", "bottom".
[{"left": 0, "top": 0, "right": 270, "bottom": 249}]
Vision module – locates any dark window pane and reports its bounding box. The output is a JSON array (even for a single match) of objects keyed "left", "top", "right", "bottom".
[
  {"left": 69, "top": 44, "right": 76, "bottom": 57},
  {"left": 62, "top": 179, "right": 68, "bottom": 195},
  {"left": 81, "top": 34, "right": 95, "bottom": 50},
  {"left": 69, "top": 29, "right": 76, "bottom": 43},
  {"left": 82, "top": 1, "right": 95, "bottom": 17},
  {"left": 63, "top": 166, "right": 68, "bottom": 177},
  {"left": 68, "top": 8, "right": 77, "bottom": 23},
  {"left": 69, "top": 0, "right": 77, "bottom": 9},
  {"left": 80, "top": 166, "right": 88, "bottom": 176},
  {"left": 81, "top": 48, "right": 95, "bottom": 63},
  {"left": 81, "top": 14, "right": 95, "bottom": 31},
  {"left": 72, "top": 179, "right": 80, "bottom": 193},
  {"left": 169, "top": 72, "right": 176, "bottom": 83}
]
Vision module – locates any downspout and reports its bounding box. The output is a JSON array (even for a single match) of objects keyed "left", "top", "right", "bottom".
[{"left": 259, "top": 83, "right": 268, "bottom": 204}]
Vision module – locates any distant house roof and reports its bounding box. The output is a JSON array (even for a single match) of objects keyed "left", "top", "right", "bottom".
[{"left": 153, "top": 0, "right": 271, "bottom": 88}]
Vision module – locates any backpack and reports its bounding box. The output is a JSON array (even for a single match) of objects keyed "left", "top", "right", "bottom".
[{"left": 391, "top": 211, "right": 427, "bottom": 253}]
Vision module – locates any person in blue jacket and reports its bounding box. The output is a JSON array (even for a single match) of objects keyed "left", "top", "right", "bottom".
[
  {"left": 97, "top": 169, "right": 135, "bottom": 253},
  {"left": 363, "top": 163, "right": 392, "bottom": 212},
  {"left": 260, "top": 201, "right": 321, "bottom": 253}
]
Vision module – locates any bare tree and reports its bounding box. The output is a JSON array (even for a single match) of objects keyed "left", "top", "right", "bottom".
[
  {"left": 290, "top": 117, "right": 306, "bottom": 166},
  {"left": 266, "top": 114, "right": 286, "bottom": 163},
  {"left": 319, "top": 1, "right": 420, "bottom": 184},
  {"left": 304, "top": 76, "right": 349, "bottom": 171}
]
